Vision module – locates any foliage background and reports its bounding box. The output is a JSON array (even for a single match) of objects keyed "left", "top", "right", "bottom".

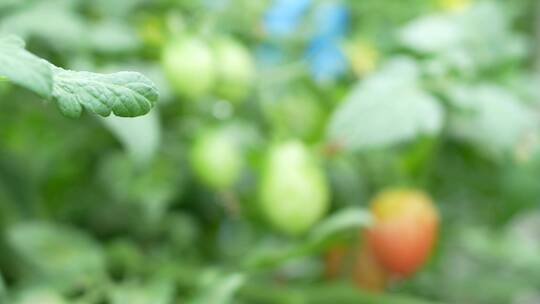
[{"left": 0, "top": 0, "right": 540, "bottom": 303}]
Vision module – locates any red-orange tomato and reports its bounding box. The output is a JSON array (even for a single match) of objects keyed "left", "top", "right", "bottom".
[{"left": 366, "top": 189, "right": 439, "bottom": 276}]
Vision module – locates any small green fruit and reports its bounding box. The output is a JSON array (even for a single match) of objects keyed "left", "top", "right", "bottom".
[
  {"left": 259, "top": 141, "right": 329, "bottom": 236},
  {"left": 190, "top": 127, "right": 243, "bottom": 189},
  {"left": 213, "top": 37, "right": 255, "bottom": 102},
  {"left": 161, "top": 36, "right": 215, "bottom": 99}
]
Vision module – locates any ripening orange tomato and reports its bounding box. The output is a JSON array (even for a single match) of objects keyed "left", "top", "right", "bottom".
[{"left": 366, "top": 189, "right": 439, "bottom": 276}]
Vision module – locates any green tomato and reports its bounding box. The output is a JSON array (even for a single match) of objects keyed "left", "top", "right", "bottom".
[
  {"left": 259, "top": 141, "right": 329, "bottom": 236},
  {"left": 190, "top": 127, "right": 243, "bottom": 190},
  {"left": 161, "top": 36, "right": 215, "bottom": 99},
  {"left": 213, "top": 37, "right": 255, "bottom": 103}
]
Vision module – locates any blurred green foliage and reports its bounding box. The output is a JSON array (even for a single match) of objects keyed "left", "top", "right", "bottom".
[{"left": 0, "top": 0, "right": 540, "bottom": 303}]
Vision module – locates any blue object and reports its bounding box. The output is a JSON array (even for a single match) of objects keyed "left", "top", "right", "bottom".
[
  {"left": 306, "top": 37, "right": 348, "bottom": 83},
  {"left": 306, "top": 2, "right": 350, "bottom": 82},
  {"left": 261, "top": 0, "right": 350, "bottom": 82},
  {"left": 263, "top": 0, "right": 312, "bottom": 37},
  {"left": 312, "top": 2, "right": 350, "bottom": 39}
]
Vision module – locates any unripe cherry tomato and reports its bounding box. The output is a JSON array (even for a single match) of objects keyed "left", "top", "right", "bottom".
[
  {"left": 259, "top": 141, "right": 329, "bottom": 236},
  {"left": 213, "top": 37, "right": 255, "bottom": 103},
  {"left": 190, "top": 127, "right": 243, "bottom": 190},
  {"left": 366, "top": 189, "right": 439, "bottom": 276},
  {"left": 161, "top": 36, "right": 215, "bottom": 99}
]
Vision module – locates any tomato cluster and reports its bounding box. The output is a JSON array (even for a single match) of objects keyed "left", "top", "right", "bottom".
[{"left": 161, "top": 35, "right": 254, "bottom": 103}]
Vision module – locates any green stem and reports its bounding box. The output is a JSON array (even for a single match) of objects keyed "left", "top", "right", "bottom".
[
  {"left": 239, "top": 282, "right": 443, "bottom": 304},
  {"left": 168, "top": 264, "right": 441, "bottom": 304}
]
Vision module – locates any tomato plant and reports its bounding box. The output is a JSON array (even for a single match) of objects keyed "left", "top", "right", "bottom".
[{"left": 1, "top": 1, "right": 539, "bottom": 303}]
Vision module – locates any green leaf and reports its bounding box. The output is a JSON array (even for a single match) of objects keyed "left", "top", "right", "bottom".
[
  {"left": 51, "top": 67, "right": 159, "bottom": 118},
  {"left": 0, "top": 35, "right": 158, "bottom": 118},
  {"left": 93, "top": 0, "right": 146, "bottom": 18},
  {"left": 399, "top": 13, "right": 462, "bottom": 54},
  {"left": 191, "top": 271, "right": 246, "bottom": 304},
  {"left": 0, "top": 35, "right": 52, "bottom": 97},
  {"left": 448, "top": 84, "right": 537, "bottom": 157},
  {"left": 399, "top": 2, "right": 526, "bottom": 69},
  {"left": 109, "top": 279, "right": 174, "bottom": 304},
  {"left": 100, "top": 110, "right": 161, "bottom": 165},
  {"left": 6, "top": 222, "right": 105, "bottom": 288},
  {"left": 309, "top": 208, "right": 372, "bottom": 243},
  {"left": 327, "top": 58, "right": 443, "bottom": 151},
  {"left": 97, "top": 152, "right": 181, "bottom": 221},
  {"left": 89, "top": 20, "right": 141, "bottom": 54},
  {"left": 14, "top": 288, "right": 67, "bottom": 304},
  {"left": 0, "top": 0, "right": 20, "bottom": 11},
  {"left": 0, "top": 0, "right": 86, "bottom": 52}
]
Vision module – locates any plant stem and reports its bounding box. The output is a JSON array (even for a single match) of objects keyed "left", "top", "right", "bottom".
[
  {"left": 239, "top": 282, "right": 443, "bottom": 304},
  {"left": 169, "top": 263, "right": 441, "bottom": 304}
]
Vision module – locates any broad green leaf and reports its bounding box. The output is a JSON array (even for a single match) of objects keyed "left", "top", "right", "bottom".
[
  {"left": 94, "top": 0, "right": 146, "bottom": 17},
  {"left": 0, "top": 0, "right": 20, "bottom": 11},
  {"left": 191, "top": 271, "right": 246, "bottom": 304},
  {"left": 109, "top": 279, "right": 174, "bottom": 304},
  {"left": 14, "top": 288, "right": 67, "bottom": 304},
  {"left": 505, "top": 73, "right": 540, "bottom": 104},
  {"left": 89, "top": 20, "right": 141, "bottom": 54},
  {"left": 399, "top": 2, "right": 526, "bottom": 69},
  {"left": 0, "top": 0, "right": 86, "bottom": 52},
  {"left": 327, "top": 58, "right": 443, "bottom": 151},
  {"left": 504, "top": 212, "right": 540, "bottom": 268},
  {"left": 399, "top": 14, "right": 462, "bottom": 54},
  {"left": 6, "top": 222, "right": 105, "bottom": 287},
  {"left": 51, "top": 67, "right": 159, "bottom": 118},
  {"left": 448, "top": 84, "right": 537, "bottom": 156},
  {"left": 98, "top": 152, "right": 181, "bottom": 221},
  {"left": 100, "top": 109, "right": 161, "bottom": 165},
  {"left": 100, "top": 63, "right": 174, "bottom": 103},
  {"left": 309, "top": 208, "right": 372, "bottom": 243},
  {"left": 0, "top": 35, "right": 52, "bottom": 97}
]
